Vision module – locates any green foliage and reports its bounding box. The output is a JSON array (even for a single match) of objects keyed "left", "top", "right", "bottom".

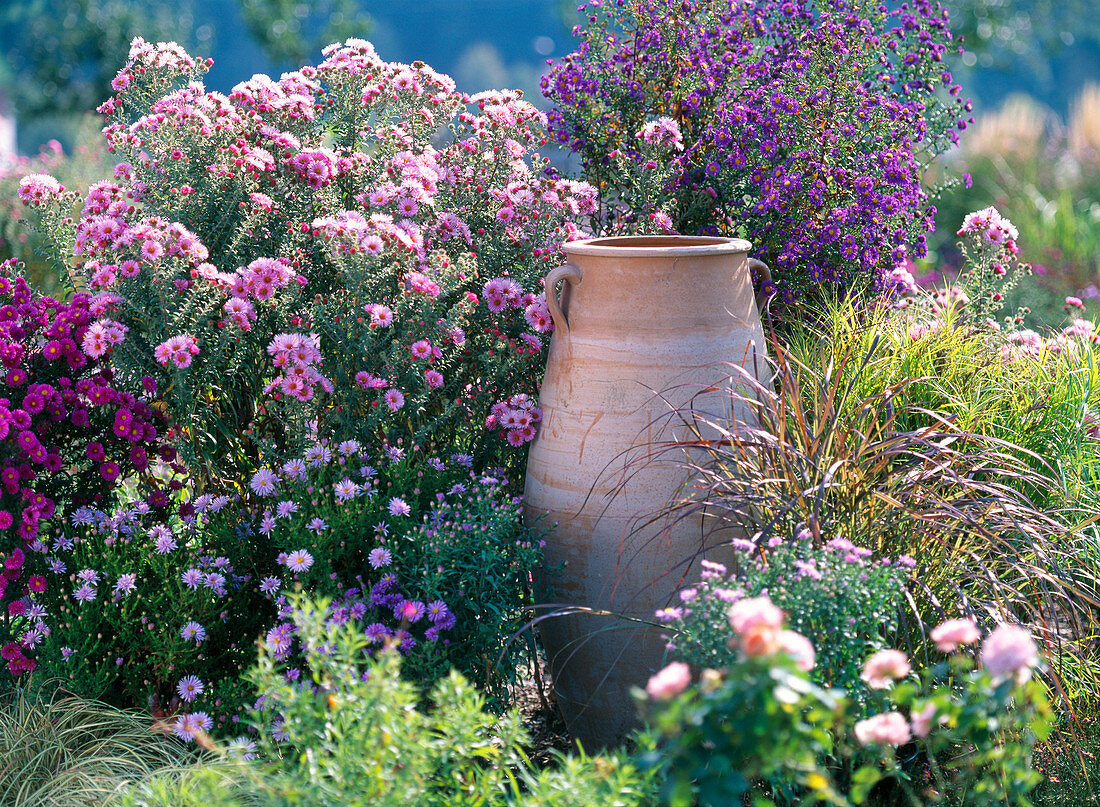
[
  {"left": 637, "top": 656, "right": 845, "bottom": 806},
  {"left": 0, "top": 684, "right": 194, "bottom": 806},
  {"left": 113, "top": 593, "right": 656, "bottom": 807}
]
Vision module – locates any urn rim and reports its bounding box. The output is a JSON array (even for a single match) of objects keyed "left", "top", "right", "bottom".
[{"left": 563, "top": 234, "right": 754, "bottom": 257}]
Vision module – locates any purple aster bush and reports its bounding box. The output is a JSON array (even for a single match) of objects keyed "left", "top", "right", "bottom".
[
  {"left": 9, "top": 437, "right": 544, "bottom": 723},
  {"left": 542, "top": 0, "right": 974, "bottom": 306},
  {"left": 14, "top": 493, "right": 271, "bottom": 732},
  {"left": 203, "top": 438, "right": 545, "bottom": 703},
  {"left": 16, "top": 38, "right": 596, "bottom": 487}
]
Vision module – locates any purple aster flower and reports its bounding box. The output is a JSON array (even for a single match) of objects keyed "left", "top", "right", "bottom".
[{"left": 387, "top": 497, "right": 411, "bottom": 517}]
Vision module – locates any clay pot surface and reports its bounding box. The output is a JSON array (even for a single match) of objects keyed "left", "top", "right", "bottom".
[{"left": 524, "top": 235, "right": 770, "bottom": 749}]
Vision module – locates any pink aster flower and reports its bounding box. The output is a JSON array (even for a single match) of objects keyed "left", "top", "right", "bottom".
[
  {"left": 910, "top": 702, "right": 945, "bottom": 738},
  {"left": 383, "top": 388, "right": 405, "bottom": 410},
  {"left": 777, "top": 629, "right": 816, "bottom": 672},
  {"left": 727, "top": 596, "right": 784, "bottom": 635}
]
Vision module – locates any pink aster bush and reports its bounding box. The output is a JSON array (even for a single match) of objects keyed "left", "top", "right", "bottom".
[
  {"left": 638, "top": 597, "right": 1053, "bottom": 806},
  {"left": 655, "top": 531, "right": 909, "bottom": 710},
  {"left": 9, "top": 438, "right": 543, "bottom": 726},
  {"left": 15, "top": 37, "right": 596, "bottom": 486}
]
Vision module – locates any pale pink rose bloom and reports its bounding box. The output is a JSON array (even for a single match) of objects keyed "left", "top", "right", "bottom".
[
  {"left": 854, "top": 712, "right": 912, "bottom": 746},
  {"left": 930, "top": 618, "right": 981, "bottom": 653},
  {"left": 646, "top": 661, "right": 691, "bottom": 701},
  {"left": 727, "top": 596, "right": 784, "bottom": 636},
  {"left": 910, "top": 702, "right": 943, "bottom": 738},
  {"left": 980, "top": 624, "right": 1039, "bottom": 683},
  {"left": 860, "top": 649, "right": 911, "bottom": 689},
  {"left": 777, "top": 629, "right": 815, "bottom": 671}
]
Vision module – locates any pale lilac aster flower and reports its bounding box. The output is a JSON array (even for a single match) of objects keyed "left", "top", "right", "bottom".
[
  {"left": 306, "top": 517, "right": 327, "bottom": 534},
  {"left": 368, "top": 547, "right": 392, "bottom": 568},
  {"left": 177, "top": 675, "right": 204, "bottom": 702},
  {"left": 286, "top": 550, "right": 314, "bottom": 572},
  {"left": 154, "top": 534, "right": 178, "bottom": 554},
  {"left": 191, "top": 711, "right": 213, "bottom": 732},
  {"left": 250, "top": 468, "right": 279, "bottom": 496},
  {"left": 387, "top": 497, "right": 411, "bottom": 517},
  {"left": 180, "top": 621, "right": 207, "bottom": 643},
  {"left": 333, "top": 478, "right": 359, "bottom": 502},
  {"left": 114, "top": 573, "right": 137, "bottom": 596},
  {"left": 260, "top": 576, "right": 281, "bottom": 595},
  {"left": 276, "top": 500, "right": 299, "bottom": 518},
  {"left": 181, "top": 569, "right": 203, "bottom": 589},
  {"left": 226, "top": 737, "right": 258, "bottom": 760},
  {"left": 74, "top": 583, "right": 97, "bottom": 602}
]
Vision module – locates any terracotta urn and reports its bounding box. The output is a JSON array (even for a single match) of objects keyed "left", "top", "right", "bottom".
[{"left": 524, "top": 235, "right": 770, "bottom": 749}]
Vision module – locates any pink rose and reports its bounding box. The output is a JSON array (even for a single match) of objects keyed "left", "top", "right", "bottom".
[
  {"left": 777, "top": 629, "right": 815, "bottom": 672},
  {"left": 646, "top": 661, "right": 691, "bottom": 701},
  {"left": 930, "top": 617, "right": 981, "bottom": 653},
  {"left": 727, "top": 596, "right": 784, "bottom": 635},
  {"left": 980, "top": 624, "right": 1039, "bottom": 683},
  {"left": 854, "top": 711, "right": 912, "bottom": 746},
  {"left": 910, "top": 702, "right": 944, "bottom": 738},
  {"left": 860, "top": 649, "right": 911, "bottom": 689}
]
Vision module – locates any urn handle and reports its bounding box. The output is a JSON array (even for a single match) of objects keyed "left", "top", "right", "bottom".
[
  {"left": 748, "top": 257, "right": 772, "bottom": 319},
  {"left": 544, "top": 263, "right": 583, "bottom": 334}
]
